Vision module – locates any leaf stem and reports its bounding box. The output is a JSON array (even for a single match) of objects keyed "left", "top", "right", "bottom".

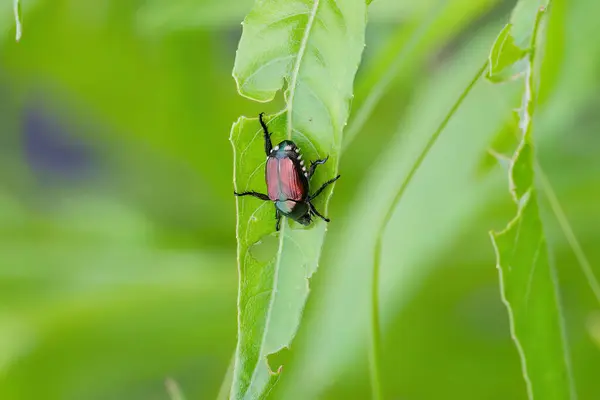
[
  {"left": 519, "top": 6, "right": 547, "bottom": 140},
  {"left": 14, "top": 0, "right": 22, "bottom": 42},
  {"left": 165, "top": 378, "right": 186, "bottom": 400},
  {"left": 368, "top": 59, "right": 488, "bottom": 400},
  {"left": 369, "top": 235, "right": 383, "bottom": 400}
]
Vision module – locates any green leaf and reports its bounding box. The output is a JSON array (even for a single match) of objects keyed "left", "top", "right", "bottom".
[
  {"left": 230, "top": 0, "right": 367, "bottom": 399},
  {"left": 490, "top": 4, "right": 575, "bottom": 400},
  {"left": 490, "top": 190, "right": 572, "bottom": 400},
  {"left": 486, "top": 24, "right": 528, "bottom": 83},
  {"left": 230, "top": 115, "right": 325, "bottom": 399},
  {"left": 486, "top": 0, "right": 549, "bottom": 84}
]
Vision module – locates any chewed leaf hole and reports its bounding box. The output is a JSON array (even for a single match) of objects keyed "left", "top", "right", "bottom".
[
  {"left": 266, "top": 346, "right": 292, "bottom": 376},
  {"left": 249, "top": 233, "right": 279, "bottom": 262}
]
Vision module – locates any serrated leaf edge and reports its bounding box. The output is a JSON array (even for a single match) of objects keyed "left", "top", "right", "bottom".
[{"left": 489, "top": 190, "right": 534, "bottom": 400}]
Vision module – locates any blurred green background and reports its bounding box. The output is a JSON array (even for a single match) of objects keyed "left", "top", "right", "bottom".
[{"left": 1, "top": 0, "right": 599, "bottom": 399}]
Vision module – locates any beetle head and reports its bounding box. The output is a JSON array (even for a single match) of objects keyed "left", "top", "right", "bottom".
[{"left": 297, "top": 213, "right": 312, "bottom": 226}]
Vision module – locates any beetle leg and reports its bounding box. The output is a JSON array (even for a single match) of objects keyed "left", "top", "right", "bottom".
[
  {"left": 275, "top": 209, "right": 282, "bottom": 231},
  {"left": 259, "top": 112, "right": 273, "bottom": 156},
  {"left": 308, "top": 202, "right": 330, "bottom": 222},
  {"left": 308, "top": 175, "right": 341, "bottom": 201},
  {"left": 308, "top": 155, "right": 329, "bottom": 178},
  {"left": 234, "top": 190, "right": 270, "bottom": 201}
]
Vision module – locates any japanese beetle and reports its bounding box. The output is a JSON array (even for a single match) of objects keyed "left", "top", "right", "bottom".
[{"left": 234, "top": 112, "right": 340, "bottom": 231}]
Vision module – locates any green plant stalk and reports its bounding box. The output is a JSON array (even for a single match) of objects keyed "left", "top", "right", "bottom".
[
  {"left": 368, "top": 59, "right": 488, "bottom": 400},
  {"left": 491, "top": 6, "right": 573, "bottom": 398},
  {"left": 14, "top": 0, "right": 22, "bottom": 41},
  {"left": 521, "top": 6, "right": 546, "bottom": 131},
  {"left": 369, "top": 236, "right": 383, "bottom": 400},
  {"left": 165, "top": 378, "right": 186, "bottom": 400}
]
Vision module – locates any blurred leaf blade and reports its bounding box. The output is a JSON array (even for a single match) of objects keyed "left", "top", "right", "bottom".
[
  {"left": 345, "top": 0, "right": 499, "bottom": 149},
  {"left": 278, "top": 23, "right": 516, "bottom": 398},
  {"left": 230, "top": 0, "right": 367, "bottom": 398},
  {"left": 490, "top": 3, "right": 574, "bottom": 400},
  {"left": 510, "top": 0, "right": 548, "bottom": 47},
  {"left": 135, "top": 0, "right": 421, "bottom": 35},
  {"left": 136, "top": 0, "right": 255, "bottom": 32},
  {"left": 486, "top": 23, "right": 528, "bottom": 83},
  {"left": 368, "top": 58, "right": 488, "bottom": 400}
]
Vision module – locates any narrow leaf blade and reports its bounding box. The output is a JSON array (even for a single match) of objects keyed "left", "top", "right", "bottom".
[
  {"left": 490, "top": 1, "right": 575, "bottom": 399},
  {"left": 491, "top": 191, "right": 571, "bottom": 400},
  {"left": 510, "top": 0, "right": 548, "bottom": 48}
]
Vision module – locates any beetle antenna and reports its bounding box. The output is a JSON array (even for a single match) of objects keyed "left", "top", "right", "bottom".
[{"left": 259, "top": 112, "right": 271, "bottom": 137}]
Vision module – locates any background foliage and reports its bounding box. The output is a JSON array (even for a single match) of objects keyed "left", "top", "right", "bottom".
[{"left": 1, "top": 0, "right": 599, "bottom": 399}]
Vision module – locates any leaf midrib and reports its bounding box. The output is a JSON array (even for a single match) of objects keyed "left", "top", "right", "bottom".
[
  {"left": 286, "top": 0, "right": 321, "bottom": 140},
  {"left": 246, "top": 0, "right": 322, "bottom": 394}
]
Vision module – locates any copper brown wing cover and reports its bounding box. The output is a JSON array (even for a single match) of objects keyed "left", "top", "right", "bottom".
[{"left": 266, "top": 157, "right": 304, "bottom": 201}]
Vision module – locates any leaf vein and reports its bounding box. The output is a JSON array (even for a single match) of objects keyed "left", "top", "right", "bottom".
[
  {"left": 282, "top": 232, "right": 311, "bottom": 271},
  {"left": 239, "top": 55, "right": 295, "bottom": 92},
  {"left": 286, "top": 0, "right": 321, "bottom": 139},
  {"left": 244, "top": 202, "right": 271, "bottom": 243},
  {"left": 243, "top": 160, "right": 267, "bottom": 190},
  {"left": 523, "top": 237, "right": 543, "bottom": 309},
  {"left": 239, "top": 125, "right": 267, "bottom": 161},
  {"left": 300, "top": 81, "right": 334, "bottom": 130},
  {"left": 258, "top": 11, "right": 310, "bottom": 34}
]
